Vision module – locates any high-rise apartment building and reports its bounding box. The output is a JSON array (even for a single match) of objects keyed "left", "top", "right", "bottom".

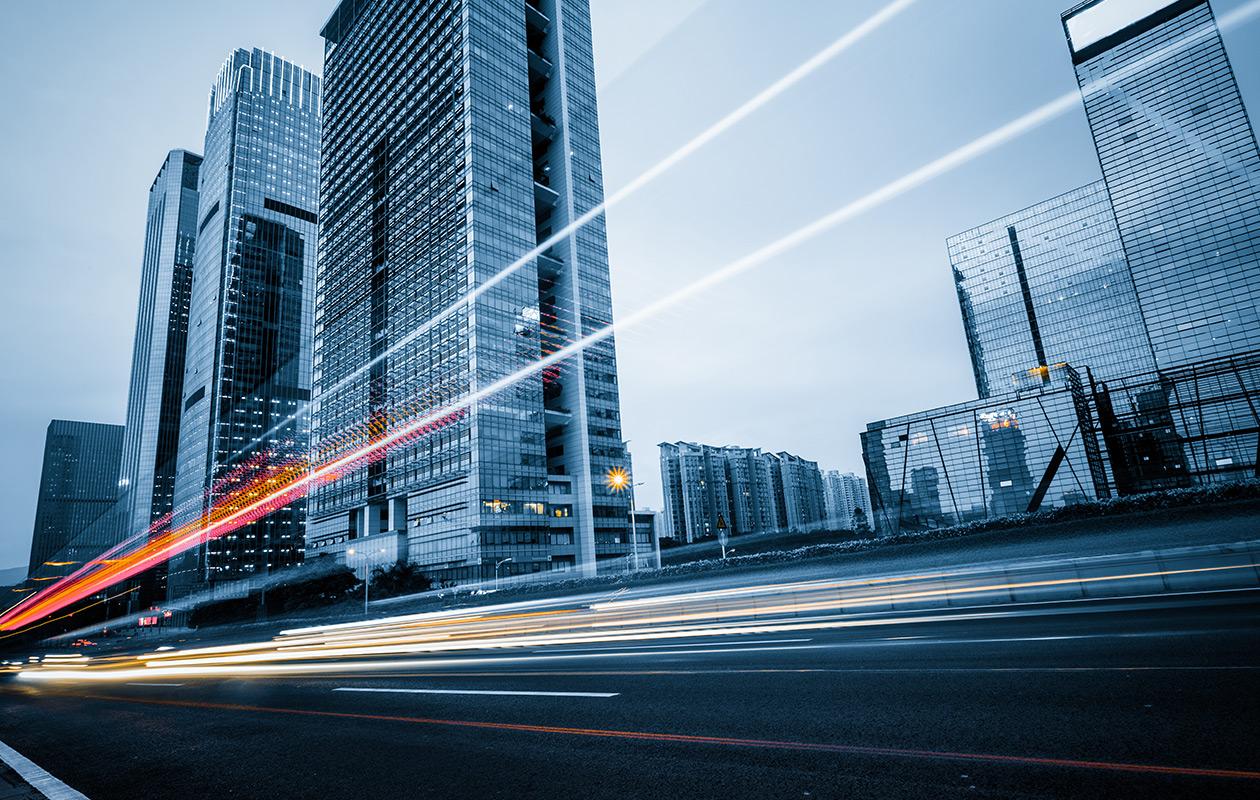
[
  {"left": 117, "top": 150, "right": 201, "bottom": 597},
  {"left": 657, "top": 442, "right": 826, "bottom": 543},
  {"left": 950, "top": 181, "right": 1155, "bottom": 397},
  {"left": 768, "top": 452, "right": 828, "bottom": 532},
  {"left": 822, "top": 470, "right": 870, "bottom": 531},
  {"left": 28, "top": 421, "right": 124, "bottom": 578},
  {"left": 169, "top": 49, "right": 321, "bottom": 596},
  {"left": 1063, "top": 0, "right": 1260, "bottom": 369},
  {"left": 659, "top": 442, "right": 734, "bottom": 543},
  {"left": 308, "top": 0, "right": 629, "bottom": 582}
]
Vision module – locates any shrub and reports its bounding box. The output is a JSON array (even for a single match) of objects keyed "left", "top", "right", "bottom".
[{"left": 369, "top": 561, "right": 433, "bottom": 599}]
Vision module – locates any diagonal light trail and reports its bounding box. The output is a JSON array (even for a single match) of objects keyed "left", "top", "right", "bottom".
[
  {"left": 6, "top": 0, "right": 1260, "bottom": 632},
  {"left": 6, "top": 0, "right": 917, "bottom": 622},
  {"left": 237, "top": 0, "right": 917, "bottom": 458}
]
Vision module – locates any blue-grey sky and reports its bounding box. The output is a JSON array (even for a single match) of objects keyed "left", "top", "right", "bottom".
[{"left": 2, "top": 1, "right": 1259, "bottom": 568}]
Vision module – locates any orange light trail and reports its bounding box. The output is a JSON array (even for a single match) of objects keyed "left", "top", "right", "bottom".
[{"left": 0, "top": 405, "right": 464, "bottom": 632}]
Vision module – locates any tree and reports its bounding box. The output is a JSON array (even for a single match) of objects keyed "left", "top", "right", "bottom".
[
  {"left": 369, "top": 560, "right": 433, "bottom": 599},
  {"left": 267, "top": 564, "right": 359, "bottom": 612},
  {"left": 852, "top": 506, "right": 869, "bottom": 532}
]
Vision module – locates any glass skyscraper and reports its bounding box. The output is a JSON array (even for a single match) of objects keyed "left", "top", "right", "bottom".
[
  {"left": 950, "top": 181, "right": 1155, "bottom": 397},
  {"left": 1063, "top": 0, "right": 1260, "bottom": 369},
  {"left": 309, "top": 0, "right": 629, "bottom": 582},
  {"left": 117, "top": 149, "right": 201, "bottom": 598},
  {"left": 168, "top": 49, "right": 321, "bottom": 597},
  {"left": 28, "top": 420, "right": 124, "bottom": 579}
]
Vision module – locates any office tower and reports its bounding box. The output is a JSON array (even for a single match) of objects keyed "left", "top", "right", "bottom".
[
  {"left": 28, "top": 421, "right": 124, "bottom": 578},
  {"left": 1063, "top": 0, "right": 1260, "bottom": 369},
  {"left": 308, "top": 0, "right": 628, "bottom": 582},
  {"left": 768, "top": 452, "right": 827, "bottom": 532},
  {"left": 117, "top": 150, "right": 201, "bottom": 597},
  {"left": 862, "top": 365, "right": 1109, "bottom": 535},
  {"left": 822, "top": 470, "right": 870, "bottom": 530},
  {"left": 169, "top": 49, "right": 321, "bottom": 596},
  {"left": 950, "top": 182, "right": 1155, "bottom": 397}
]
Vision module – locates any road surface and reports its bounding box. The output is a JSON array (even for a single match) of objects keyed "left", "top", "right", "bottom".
[{"left": 2, "top": 587, "right": 1257, "bottom": 799}]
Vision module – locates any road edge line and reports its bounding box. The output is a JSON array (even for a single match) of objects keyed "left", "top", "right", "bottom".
[{"left": 0, "top": 738, "right": 90, "bottom": 799}]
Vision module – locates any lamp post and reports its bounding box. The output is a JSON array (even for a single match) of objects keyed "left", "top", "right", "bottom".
[
  {"left": 605, "top": 466, "right": 643, "bottom": 572},
  {"left": 495, "top": 557, "right": 513, "bottom": 591}
]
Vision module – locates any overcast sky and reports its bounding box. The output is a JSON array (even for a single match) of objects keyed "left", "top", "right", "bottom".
[{"left": 2, "top": 0, "right": 1259, "bottom": 568}]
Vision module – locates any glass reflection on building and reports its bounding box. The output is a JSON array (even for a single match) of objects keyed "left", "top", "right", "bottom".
[
  {"left": 1063, "top": 0, "right": 1260, "bottom": 369},
  {"left": 862, "top": 365, "right": 1109, "bottom": 535},
  {"left": 950, "top": 181, "right": 1155, "bottom": 398}
]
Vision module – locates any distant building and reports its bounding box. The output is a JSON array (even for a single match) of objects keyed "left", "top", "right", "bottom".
[
  {"left": 28, "top": 421, "right": 124, "bottom": 578},
  {"left": 822, "top": 471, "right": 870, "bottom": 531},
  {"left": 630, "top": 510, "right": 662, "bottom": 570},
  {"left": 117, "top": 149, "right": 201, "bottom": 598},
  {"left": 949, "top": 181, "right": 1155, "bottom": 397},
  {"left": 168, "top": 49, "right": 321, "bottom": 597},
  {"left": 307, "top": 0, "right": 629, "bottom": 585},
  {"left": 659, "top": 442, "right": 827, "bottom": 542},
  {"left": 1063, "top": 0, "right": 1260, "bottom": 369},
  {"left": 862, "top": 365, "right": 1109, "bottom": 536},
  {"left": 768, "top": 452, "right": 827, "bottom": 532},
  {"left": 659, "top": 442, "right": 735, "bottom": 543}
]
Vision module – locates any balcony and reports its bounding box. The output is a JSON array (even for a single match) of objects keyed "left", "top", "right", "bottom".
[
  {"left": 534, "top": 179, "right": 559, "bottom": 208},
  {"left": 531, "top": 112, "right": 556, "bottom": 141},
  {"left": 536, "top": 250, "right": 564, "bottom": 279},
  {"left": 528, "top": 49, "right": 553, "bottom": 80},
  {"left": 525, "top": 2, "right": 550, "bottom": 33},
  {"left": 544, "top": 407, "right": 572, "bottom": 429}
]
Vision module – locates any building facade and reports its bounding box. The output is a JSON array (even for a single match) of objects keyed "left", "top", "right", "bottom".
[
  {"left": 308, "top": 0, "right": 629, "bottom": 583},
  {"left": 862, "top": 365, "right": 1110, "bottom": 535},
  {"left": 1092, "top": 349, "right": 1260, "bottom": 493},
  {"left": 950, "top": 181, "right": 1155, "bottom": 397},
  {"left": 768, "top": 452, "right": 828, "bottom": 532},
  {"left": 117, "top": 150, "right": 202, "bottom": 597},
  {"left": 28, "top": 421, "right": 124, "bottom": 578},
  {"left": 658, "top": 441, "right": 827, "bottom": 543},
  {"left": 631, "top": 510, "right": 663, "bottom": 570},
  {"left": 169, "top": 49, "right": 321, "bottom": 596},
  {"left": 1064, "top": 0, "right": 1260, "bottom": 370},
  {"left": 822, "top": 470, "right": 870, "bottom": 531}
]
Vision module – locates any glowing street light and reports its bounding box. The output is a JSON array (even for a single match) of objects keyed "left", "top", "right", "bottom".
[
  {"left": 605, "top": 467, "right": 629, "bottom": 492},
  {"left": 606, "top": 466, "right": 642, "bottom": 572}
]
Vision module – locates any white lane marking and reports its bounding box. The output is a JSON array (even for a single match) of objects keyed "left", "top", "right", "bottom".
[
  {"left": 0, "top": 738, "right": 91, "bottom": 800},
  {"left": 531, "top": 637, "right": 811, "bottom": 653},
  {"left": 125, "top": 682, "right": 185, "bottom": 687},
  {"left": 333, "top": 687, "right": 619, "bottom": 698}
]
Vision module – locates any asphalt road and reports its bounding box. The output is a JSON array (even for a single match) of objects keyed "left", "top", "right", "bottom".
[{"left": 1, "top": 588, "right": 1258, "bottom": 799}]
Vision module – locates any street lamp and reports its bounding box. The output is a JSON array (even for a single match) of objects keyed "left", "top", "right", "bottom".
[
  {"left": 495, "top": 557, "right": 513, "bottom": 591},
  {"left": 606, "top": 467, "right": 643, "bottom": 572}
]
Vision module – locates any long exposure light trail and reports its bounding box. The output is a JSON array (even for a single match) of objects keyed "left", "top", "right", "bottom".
[
  {"left": 230, "top": 0, "right": 916, "bottom": 464},
  {"left": 5, "top": 0, "right": 1259, "bottom": 633},
  {"left": 13, "top": 550, "right": 1257, "bottom": 683}
]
